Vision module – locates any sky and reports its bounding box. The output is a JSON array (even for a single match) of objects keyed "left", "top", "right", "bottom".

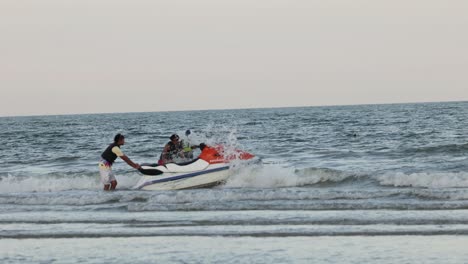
[{"left": 1, "top": 0, "right": 467, "bottom": 116}]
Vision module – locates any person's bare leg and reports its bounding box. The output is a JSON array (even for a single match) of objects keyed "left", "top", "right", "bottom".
[{"left": 110, "top": 180, "right": 117, "bottom": 190}]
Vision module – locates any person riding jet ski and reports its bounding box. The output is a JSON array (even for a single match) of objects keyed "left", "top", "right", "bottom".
[{"left": 159, "top": 134, "right": 185, "bottom": 164}]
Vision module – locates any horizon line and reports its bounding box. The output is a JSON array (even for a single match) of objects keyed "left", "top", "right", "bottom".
[{"left": 1, "top": 99, "right": 467, "bottom": 118}]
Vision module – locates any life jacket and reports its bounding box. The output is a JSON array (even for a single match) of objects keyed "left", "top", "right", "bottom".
[{"left": 101, "top": 143, "right": 120, "bottom": 165}]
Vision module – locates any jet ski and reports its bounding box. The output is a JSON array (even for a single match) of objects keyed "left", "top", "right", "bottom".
[{"left": 133, "top": 144, "right": 256, "bottom": 190}]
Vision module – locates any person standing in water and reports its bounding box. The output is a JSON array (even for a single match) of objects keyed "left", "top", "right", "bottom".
[{"left": 99, "top": 134, "right": 141, "bottom": 191}]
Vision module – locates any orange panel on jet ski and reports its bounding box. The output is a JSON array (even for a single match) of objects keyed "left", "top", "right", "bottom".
[
  {"left": 199, "top": 146, "right": 225, "bottom": 164},
  {"left": 199, "top": 145, "right": 255, "bottom": 164}
]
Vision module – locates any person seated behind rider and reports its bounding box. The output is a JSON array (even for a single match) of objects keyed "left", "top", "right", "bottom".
[
  {"left": 160, "top": 134, "right": 185, "bottom": 164},
  {"left": 182, "top": 130, "right": 200, "bottom": 159}
]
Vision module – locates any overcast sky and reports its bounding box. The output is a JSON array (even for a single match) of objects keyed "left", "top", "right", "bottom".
[{"left": 1, "top": 0, "right": 467, "bottom": 116}]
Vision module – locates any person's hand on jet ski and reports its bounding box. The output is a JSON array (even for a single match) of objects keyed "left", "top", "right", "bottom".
[{"left": 199, "top": 143, "right": 207, "bottom": 150}]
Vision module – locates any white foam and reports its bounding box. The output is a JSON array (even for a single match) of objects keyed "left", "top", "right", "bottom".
[
  {"left": 375, "top": 172, "right": 468, "bottom": 188},
  {"left": 225, "top": 165, "right": 299, "bottom": 188},
  {"left": 192, "top": 124, "right": 246, "bottom": 150},
  {"left": 0, "top": 173, "right": 141, "bottom": 193},
  {"left": 224, "top": 164, "right": 348, "bottom": 188}
]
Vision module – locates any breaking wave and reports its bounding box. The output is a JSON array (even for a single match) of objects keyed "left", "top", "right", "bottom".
[
  {"left": 3, "top": 164, "right": 468, "bottom": 194},
  {"left": 0, "top": 173, "right": 141, "bottom": 193},
  {"left": 225, "top": 164, "right": 354, "bottom": 188},
  {"left": 375, "top": 171, "right": 468, "bottom": 188}
]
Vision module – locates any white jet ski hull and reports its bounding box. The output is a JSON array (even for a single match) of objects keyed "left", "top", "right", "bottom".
[
  {"left": 133, "top": 144, "right": 256, "bottom": 191},
  {"left": 133, "top": 163, "right": 230, "bottom": 190}
]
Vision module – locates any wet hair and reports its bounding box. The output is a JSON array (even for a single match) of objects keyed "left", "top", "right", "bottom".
[
  {"left": 114, "top": 133, "right": 124, "bottom": 143},
  {"left": 170, "top": 134, "right": 179, "bottom": 141},
  {"left": 185, "top": 130, "right": 191, "bottom": 136}
]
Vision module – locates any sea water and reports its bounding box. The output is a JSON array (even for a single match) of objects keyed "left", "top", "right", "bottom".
[{"left": 1, "top": 102, "right": 468, "bottom": 263}]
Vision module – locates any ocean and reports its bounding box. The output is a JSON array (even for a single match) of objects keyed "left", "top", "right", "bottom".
[{"left": 1, "top": 101, "right": 468, "bottom": 263}]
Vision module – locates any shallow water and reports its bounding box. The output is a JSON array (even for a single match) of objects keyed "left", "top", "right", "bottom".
[
  {"left": 3, "top": 236, "right": 468, "bottom": 264},
  {"left": 1, "top": 102, "right": 468, "bottom": 263}
]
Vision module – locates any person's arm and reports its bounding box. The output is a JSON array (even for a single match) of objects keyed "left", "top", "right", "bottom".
[
  {"left": 112, "top": 146, "right": 140, "bottom": 169},
  {"left": 162, "top": 144, "right": 170, "bottom": 156},
  {"left": 180, "top": 141, "right": 195, "bottom": 153},
  {"left": 120, "top": 155, "right": 140, "bottom": 169},
  {"left": 161, "top": 144, "right": 172, "bottom": 162}
]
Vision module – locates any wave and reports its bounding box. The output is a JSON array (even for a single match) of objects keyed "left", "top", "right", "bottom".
[
  {"left": 6, "top": 226, "right": 468, "bottom": 239},
  {"left": 3, "top": 148, "right": 468, "bottom": 212},
  {"left": 375, "top": 171, "right": 468, "bottom": 188},
  {"left": 224, "top": 164, "right": 354, "bottom": 188},
  {"left": 0, "top": 173, "right": 141, "bottom": 193},
  {"left": 403, "top": 143, "right": 468, "bottom": 155},
  {"left": 3, "top": 163, "right": 468, "bottom": 195},
  {"left": 5, "top": 210, "right": 468, "bottom": 226},
  {"left": 0, "top": 163, "right": 345, "bottom": 193},
  {"left": 0, "top": 187, "right": 403, "bottom": 207},
  {"left": 4, "top": 185, "right": 468, "bottom": 211},
  {"left": 127, "top": 199, "right": 468, "bottom": 212}
]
